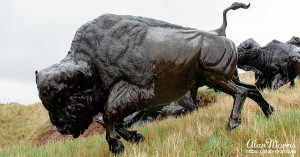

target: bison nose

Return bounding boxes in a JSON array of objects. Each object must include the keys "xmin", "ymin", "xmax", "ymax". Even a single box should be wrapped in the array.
[
  {"xmin": 72, "ymin": 132, "xmax": 80, "ymax": 138},
  {"xmin": 57, "ymin": 125, "xmax": 68, "ymax": 134}
]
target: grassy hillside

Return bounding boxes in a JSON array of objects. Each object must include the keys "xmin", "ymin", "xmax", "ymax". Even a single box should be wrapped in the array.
[
  {"xmin": 0, "ymin": 72, "xmax": 299, "ymax": 156},
  {"xmin": 0, "ymin": 103, "xmax": 49, "ymax": 148}
]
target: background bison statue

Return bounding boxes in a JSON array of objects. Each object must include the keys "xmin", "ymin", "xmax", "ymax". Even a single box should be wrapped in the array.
[
  {"xmin": 237, "ymin": 38, "xmax": 300, "ymax": 90},
  {"xmin": 36, "ymin": 2, "xmax": 274, "ymax": 154},
  {"xmin": 287, "ymin": 36, "xmax": 300, "ymax": 85}
]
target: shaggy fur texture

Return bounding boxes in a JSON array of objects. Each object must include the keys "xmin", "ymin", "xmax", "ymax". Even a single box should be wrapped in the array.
[
  {"xmin": 70, "ymin": 14, "xmax": 194, "ymax": 90},
  {"xmin": 237, "ymin": 38, "xmax": 300, "ymax": 90}
]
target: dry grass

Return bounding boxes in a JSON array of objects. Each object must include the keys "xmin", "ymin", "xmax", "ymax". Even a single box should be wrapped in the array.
[
  {"xmin": 0, "ymin": 103, "xmax": 49, "ymax": 149},
  {"xmin": 0, "ymin": 72, "xmax": 299, "ymax": 156}
]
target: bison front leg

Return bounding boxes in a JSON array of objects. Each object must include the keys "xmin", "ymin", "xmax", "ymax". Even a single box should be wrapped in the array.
[
  {"xmin": 99, "ymin": 116, "xmax": 145, "ymax": 144},
  {"xmin": 290, "ymin": 80, "xmax": 295, "ymax": 87},
  {"xmin": 98, "ymin": 110, "xmax": 145, "ymax": 144},
  {"xmin": 104, "ymin": 81, "xmax": 151, "ymax": 153},
  {"xmin": 270, "ymin": 73, "xmax": 286, "ymax": 90},
  {"xmin": 255, "ymin": 75, "xmax": 268, "ymax": 90},
  {"xmin": 103, "ymin": 114, "xmax": 124, "ymax": 154}
]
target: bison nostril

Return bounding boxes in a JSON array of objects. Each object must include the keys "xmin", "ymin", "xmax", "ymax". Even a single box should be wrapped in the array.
[
  {"xmin": 57, "ymin": 126, "xmax": 63, "ymax": 132},
  {"xmin": 57, "ymin": 125, "xmax": 68, "ymax": 134}
]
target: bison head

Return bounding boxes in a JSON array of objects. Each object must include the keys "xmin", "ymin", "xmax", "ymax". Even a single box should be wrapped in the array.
[
  {"xmin": 237, "ymin": 38, "xmax": 260, "ymax": 63},
  {"xmin": 287, "ymin": 36, "xmax": 300, "ymax": 47},
  {"xmin": 36, "ymin": 57, "xmax": 98, "ymax": 138}
]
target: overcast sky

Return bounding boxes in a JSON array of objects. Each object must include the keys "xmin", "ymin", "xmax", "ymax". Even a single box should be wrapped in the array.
[{"xmin": 0, "ymin": 0, "xmax": 299, "ymax": 104}]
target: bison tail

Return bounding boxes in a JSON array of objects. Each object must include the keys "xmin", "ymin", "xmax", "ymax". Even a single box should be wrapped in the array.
[{"xmin": 213, "ymin": 2, "xmax": 250, "ymax": 37}]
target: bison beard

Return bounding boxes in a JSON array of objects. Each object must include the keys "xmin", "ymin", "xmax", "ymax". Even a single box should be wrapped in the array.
[{"xmin": 36, "ymin": 2, "xmax": 274, "ymax": 154}]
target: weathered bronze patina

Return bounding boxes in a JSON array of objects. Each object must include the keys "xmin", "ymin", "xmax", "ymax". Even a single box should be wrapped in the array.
[
  {"xmin": 36, "ymin": 2, "xmax": 274, "ymax": 153},
  {"xmin": 237, "ymin": 38, "xmax": 300, "ymax": 90}
]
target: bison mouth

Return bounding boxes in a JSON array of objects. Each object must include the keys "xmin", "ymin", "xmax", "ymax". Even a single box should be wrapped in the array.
[
  {"xmin": 56, "ymin": 121, "xmax": 90, "ymax": 138},
  {"xmin": 55, "ymin": 114, "xmax": 93, "ymax": 138}
]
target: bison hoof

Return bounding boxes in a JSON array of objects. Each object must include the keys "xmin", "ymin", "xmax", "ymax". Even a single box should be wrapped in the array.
[
  {"xmin": 226, "ymin": 117, "xmax": 241, "ymax": 131},
  {"xmin": 265, "ymin": 105, "xmax": 275, "ymax": 118},
  {"xmin": 109, "ymin": 139, "xmax": 124, "ymax": 154},
  {"xmin": 130, "ymin": 131, "xmax": 144, "ymax": 144}
]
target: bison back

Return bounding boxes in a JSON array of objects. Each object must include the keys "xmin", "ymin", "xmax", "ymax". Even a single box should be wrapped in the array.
[{"xmin": 69, "ymin": 14, "xmax": 195, "ymax": 90}]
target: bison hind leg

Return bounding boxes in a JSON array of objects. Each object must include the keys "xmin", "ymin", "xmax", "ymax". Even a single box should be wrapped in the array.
[
  {"xmin": 205, "ymin": 76, "xmax": 248, "ymax": 130},
  {"xmin": 234, "ymin": 81, "xmax": 274, "ymax": 118},
  {"xmin": 290, "ymin": 79, "xmax": 295, "ymax": 87},
  {"xmin": 205, "ymin": 74, "xmax": 274, "ymax": 130}
]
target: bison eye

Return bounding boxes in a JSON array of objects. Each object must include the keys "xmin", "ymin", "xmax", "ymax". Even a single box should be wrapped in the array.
[{"xmin": 243, "ymin": 43, "xmax": 249, "ymax": 48}]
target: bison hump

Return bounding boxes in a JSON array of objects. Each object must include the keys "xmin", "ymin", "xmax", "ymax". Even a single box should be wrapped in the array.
[{"xmin": 70, "ymin": 14, "xmax": 195, "ymax": 89}]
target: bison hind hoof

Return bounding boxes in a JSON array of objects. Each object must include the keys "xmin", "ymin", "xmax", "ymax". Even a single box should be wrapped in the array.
[
  {"xmin": 226, "ymin": 124, "xmax": 237, "ymax": 130},
  {"xmin": 266, "ymin": 105, "xmax": 275, "ymax": 118},
  {"xmin": 226, "ymin": 118, "xmax": 241, "ymax": 131},
  {"xmin": 226, "ymin": 123, "xmax": 239, "ymax": 131}
]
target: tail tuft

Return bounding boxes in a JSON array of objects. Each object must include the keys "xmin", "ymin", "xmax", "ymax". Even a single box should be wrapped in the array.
[{"xmin": 230, "ymin": 2, "xmax": 250, "ymax": 10}]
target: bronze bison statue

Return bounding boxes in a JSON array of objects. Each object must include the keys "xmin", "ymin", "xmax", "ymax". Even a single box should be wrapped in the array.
[
  {"xmin": 237, "ymin": 38, "xmax": 300, "ymax": 90},
  {"xmin": 36, "ymin": 2, "xmax": 274, "ymax": 153}
]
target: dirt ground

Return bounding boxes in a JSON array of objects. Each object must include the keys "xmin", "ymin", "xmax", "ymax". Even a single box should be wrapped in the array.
[
  {"xmin": 38, "ymin": 113, "xmax": 105, "ymax": 145},
  {"xmin": 196, "ymin": 93, "xmax": 215, "ymax": 108}
]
